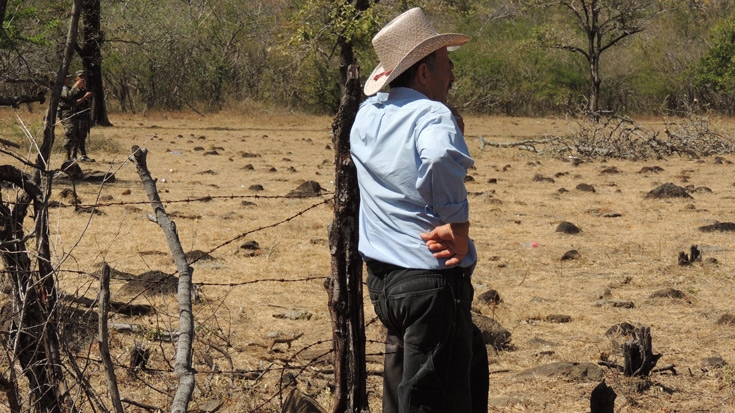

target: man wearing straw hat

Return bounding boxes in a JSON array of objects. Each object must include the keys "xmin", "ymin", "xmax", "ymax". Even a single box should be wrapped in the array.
[{"xmin": 351, "ymin": 7, "xmax": 488, "ymax": 413}]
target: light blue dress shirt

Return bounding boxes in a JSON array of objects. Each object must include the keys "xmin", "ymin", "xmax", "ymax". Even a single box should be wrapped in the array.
[{"xmin": 350, "ymin": 87, "xmax": 477, "ymax": 270}]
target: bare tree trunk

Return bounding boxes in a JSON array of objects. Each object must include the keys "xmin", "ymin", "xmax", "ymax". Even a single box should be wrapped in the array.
[
  {"xmin": 0, "ymin": 166, "xmax": 66, "ymax": 413},
  {"xmin": 81, "ymin": 0, "xmax": 112, "ymax": 126},
  {"xmin": 0, "ymin": 2, "xmax": 90, "ymax": 412},
  {"xmin": 0, "ymin": 0, "xmax": 7, "ymax": 27},
  {"xmin": 129, "ymin": 146, "xmax": 195, "ymax": 413},
  {"xmin": 326, "ymin": 62, "xmax": 368, "ymax": 413}
]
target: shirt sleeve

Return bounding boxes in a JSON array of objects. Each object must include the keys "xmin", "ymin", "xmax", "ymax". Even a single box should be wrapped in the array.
[{"xmin": 415, "ymin": 109, "xmax": 474, "ymax": 224}]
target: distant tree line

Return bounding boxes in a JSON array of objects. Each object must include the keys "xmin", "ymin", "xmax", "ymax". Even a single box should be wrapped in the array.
[{"xmin": 2, "ymin": 0, "xmax": 735, "ymax": 117}]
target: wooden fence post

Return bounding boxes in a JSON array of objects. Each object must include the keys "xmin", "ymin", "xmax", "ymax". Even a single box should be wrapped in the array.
[{"xmin": 326, "ymin": 63, "xmax": 369, "ymax": 413}]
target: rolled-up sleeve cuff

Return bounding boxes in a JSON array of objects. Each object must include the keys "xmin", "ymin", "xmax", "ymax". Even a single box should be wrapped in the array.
[{"xmin": 433, "ymin": 200, "xmax": 469, "ymax": 224}]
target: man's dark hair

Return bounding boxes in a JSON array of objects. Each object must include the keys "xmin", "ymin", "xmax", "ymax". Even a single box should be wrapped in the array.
[{"xmin": 389, "ymin": 51, "xmax": 437, "ymax": 89}]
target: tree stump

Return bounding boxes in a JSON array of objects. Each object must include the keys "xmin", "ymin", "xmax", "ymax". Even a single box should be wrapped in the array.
[
  {"xmin": 622, "ymin": 326, "xmax": 661, "ymax": 376},
  {"xmin": 590, "ymin": 380, "xmax": 616, "ymax": 413},
  {"xmin": 678, "ymin": 245, "xmax": 701, "ymax": 265},
  {"xmin": 128, "ymin": 343, "xmax": 150, "ymax": 375}
]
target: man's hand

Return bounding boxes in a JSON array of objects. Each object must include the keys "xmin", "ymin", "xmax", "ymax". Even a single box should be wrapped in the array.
[{"xmin": 419, "ymin": 222, "xmax": 470, "ymax": 267}]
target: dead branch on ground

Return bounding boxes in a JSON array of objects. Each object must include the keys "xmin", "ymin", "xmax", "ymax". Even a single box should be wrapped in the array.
[{"xmin": 479, "ymin": 111, "xmax": 735, "ymax": 160}]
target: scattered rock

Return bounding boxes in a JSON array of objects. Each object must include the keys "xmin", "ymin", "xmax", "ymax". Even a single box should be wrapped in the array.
[
  {"xmin": 185, "ymin": 249, "xmax": 217, "ymax": 263},
  {"xmin": 605, "ymin": 322, "xmax": 637, "ymax": 337},
  {"xmin": 600, "ymin": 166, "xmax": 621, "ymax": 174},
  {"xmin": 701, "ymin": 356, "xmax": 727, "ymax": 371},
  {"xmin": 60, "ymin": 160, "xmax": 83, "ymax": 180},
  {"xmin": 691, "ymin": 186, "xmax": 712, "ymax": 194},
  {"xmin": 576, "ymin": 183, "xmax": 596, "ymax": 193},
  {"xmin": 532, "ymin": 174, "xmax": 555, "ymax": 183},
  {"xmin": 638, "ymin": 166, "xmax": 664, "ymax": 174},
  {"xmin": 472, "ymin": 313, "xmax": 512, "ymax": 350},
  {"xmin": 286, "ymin": 181, "xmax": 323, "ymax": 198},
  {"xmin": 117, "ymin": 271, "xmax": 178, "ymax": 296},
  {"xmin": 545, "ymin": 314, "xmax": 572, "ymax": 323},
  {"xmin": 240, "ymin": 240, "xmax": 260, "ymax": 250},
  {"xmin": 648, "ymin": 288, "xmax": 686, "ymax": 299},
  {"xmin": 237, "ymin": 240, "xmax": 262, "ymax": 257},
  {"xmin": 561, "ymin": 250, "xmax": 580, "ymax": 261},
  {"xmin": 698, "ymin": 222, "xmax": 735, "ymax": 232},
  {"xmin": 527, "ymin": 337, "xmax": 556, "ymax": 348},
  {"xmin": 249, "ymin": 184, "xmax": 264, "ymax": 191},
  {"xmin": 556, "ymin": 221, "xmax": 581, "ymax": 234},
  {"xmin": 282, "ymin": 386, "xmax": 327, "ymax": 413},
  {"xmin": 83, "ymin": 171, "xmax": 116, "ymax": 183},
  {"xmin": 477, "ymin": 289, "xmax": 502, "ymax": 305},
  {"xmin": 645, "ymin": 183, "xmax": 692, "ymax": 199},
  {"xmin": 58, "ymin": 188, "xmax": 78, "ymax": 200},
  {"xmin": 273, "ymin": 309, "xmax": 312, "ymax": 320},
  {"xmin": 124, "ymin": 205, "xmax": 142, "ymax": 213},
  {"xmin": 168, "ymin": 211, "xmax": 202, "ymax": 220},
  {"xmin": 197, "ymin": 399, "xmax": 224, "ymax": 413},
  {"xmin": 717, "ymin": 314, "xmax": 735, "ymax": 325},
  {"xmin": 714, "ymin": 157, "xmax": 732, "ymax": 165},
  {"xmin": 516, "ymin": 362, "xmax": 604, "ymax": 382},
  {"xmin": 593, "ymin": 300, "xmax": 635, "ymax": 309}
]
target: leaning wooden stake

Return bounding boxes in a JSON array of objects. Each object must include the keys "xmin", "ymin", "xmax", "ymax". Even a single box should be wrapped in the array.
[
  {"xmin": 98, "ymin": 262, "xmax": 125, "ymax": 413},
  {"xmin": 130, "ymin": 146, "xmax": 195, "ymax": 413}
]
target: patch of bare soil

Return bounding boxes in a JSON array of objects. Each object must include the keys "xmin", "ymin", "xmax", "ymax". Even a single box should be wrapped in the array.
[{"xmin": 1, "ymin": 110, "xmax": 735, "ymax": 412}]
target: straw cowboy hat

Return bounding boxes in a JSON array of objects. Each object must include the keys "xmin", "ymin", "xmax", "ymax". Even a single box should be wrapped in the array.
[{"xmin": 364, "ymin": 7, "xmax": 471, "ymax": 96}]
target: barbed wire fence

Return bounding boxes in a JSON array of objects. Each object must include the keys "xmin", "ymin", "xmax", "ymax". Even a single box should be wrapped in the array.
[{"xmin": 0, "ymin": 140, "xmax": 379, "ymax": 412}]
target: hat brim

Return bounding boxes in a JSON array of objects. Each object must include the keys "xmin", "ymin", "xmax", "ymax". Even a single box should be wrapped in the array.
[{"xmin": 364, "ymin": 33, "xmax": 470, "ymax": 96}]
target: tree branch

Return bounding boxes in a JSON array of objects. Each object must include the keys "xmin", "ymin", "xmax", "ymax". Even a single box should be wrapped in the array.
[{"xmin": 129, "ymin": 146, "xmax": 195, "ymax": 413}]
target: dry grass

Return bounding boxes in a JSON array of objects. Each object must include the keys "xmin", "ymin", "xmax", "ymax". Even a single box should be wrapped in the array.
[{"xmin": 1, "ymin": 108, "xmax": 735, "ymax": 412}]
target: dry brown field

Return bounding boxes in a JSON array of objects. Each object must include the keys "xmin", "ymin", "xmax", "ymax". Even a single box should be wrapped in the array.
[{"xmin": 1, "ymin": 108, "xmax": 735, "ymax": 412}]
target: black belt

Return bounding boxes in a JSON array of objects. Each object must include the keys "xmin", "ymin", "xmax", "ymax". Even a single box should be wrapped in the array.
[{"xmin": 366, "ymin": 261, "xmax": 469, "ymax": 278}]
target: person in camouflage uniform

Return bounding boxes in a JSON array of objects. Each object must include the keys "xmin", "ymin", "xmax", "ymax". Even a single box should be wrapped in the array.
[{"xmin": 59, "ymin": 70, "xmax": 94, "ymax": 162}]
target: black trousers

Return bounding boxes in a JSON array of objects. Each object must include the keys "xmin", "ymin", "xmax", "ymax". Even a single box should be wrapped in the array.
[{"xmin": 367, "ymin": 262, "xmax": 489, "ymax": 413}]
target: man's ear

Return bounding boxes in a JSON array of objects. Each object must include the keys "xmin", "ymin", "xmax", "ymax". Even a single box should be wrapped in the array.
[{"xmin": 416, "ymin": 62, "xmax": 431, "ymax": 87}]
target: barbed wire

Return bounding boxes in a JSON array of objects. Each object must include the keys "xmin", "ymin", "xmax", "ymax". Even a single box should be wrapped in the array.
[{"xmin": 3, "ymin": 191, "xmax": 335, "ymax": 209}]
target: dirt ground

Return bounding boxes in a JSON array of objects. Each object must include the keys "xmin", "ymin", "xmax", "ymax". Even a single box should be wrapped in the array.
[{"xmin": 1, "ymin": 108, "xmax": 735, "ymax": 412}]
